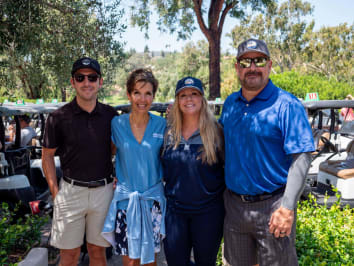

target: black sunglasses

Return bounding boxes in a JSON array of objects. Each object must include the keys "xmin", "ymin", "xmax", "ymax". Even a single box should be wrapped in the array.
[
  {"xmin": 73, "ymin": 74, "xmax": 100, "ymax": 83},
  {"xmin": 238, "ymin": 57, "xmax": 268, "ymax": 68}
]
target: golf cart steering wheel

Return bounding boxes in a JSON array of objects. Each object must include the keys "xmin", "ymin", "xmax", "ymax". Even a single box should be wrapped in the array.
[{"xmin": 320, "ymin": 136, "xmax": 338, "ymax": 153}]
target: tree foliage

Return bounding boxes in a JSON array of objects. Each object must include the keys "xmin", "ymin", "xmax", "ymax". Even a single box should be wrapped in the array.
[
  {"xmin": 270, "ymin": 70, "xmax": 353, "ymax": 100},
  {"xmin": 113, "ymin": 41, "xmax": 210, "ymax": 102},
  {"xmin": 0, "ymin": 0, "xmax": 126, "ymax": 100},
  {"xmin": 128, "ymin": 0, "xmax": 274, "ymax": 99},
  {"xmin": 302, "ymin": 23, "xmax": 354, "ymax": 84},
  {"xmin": 228, "ymin": 0, "xmax": 353, "ymax": 87},
  {"xmin": 229, "ymin": 0, "xmax": 314, "ymax": 72}
]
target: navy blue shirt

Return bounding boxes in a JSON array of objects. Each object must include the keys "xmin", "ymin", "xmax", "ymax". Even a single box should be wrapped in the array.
[
  {"xmin": 161, "ymin": 130, "xmax": 225, "ymax": 213},
  {"xmin": 219, "ymin": 79, "xmax": 315, "ymax": 195}
]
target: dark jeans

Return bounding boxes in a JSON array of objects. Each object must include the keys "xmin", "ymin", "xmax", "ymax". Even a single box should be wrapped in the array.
[{"xmin": 164, "ymin": 203, "xmax": 224, "ymax": 266}]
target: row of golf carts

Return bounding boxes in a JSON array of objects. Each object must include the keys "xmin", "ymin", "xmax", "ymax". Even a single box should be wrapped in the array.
[{"xmin": 0, "ymin": 100, "xmax": 353, "ymax": 216}]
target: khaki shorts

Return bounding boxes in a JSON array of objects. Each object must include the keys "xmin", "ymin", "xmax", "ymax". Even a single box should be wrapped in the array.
[{"xmin": 50, "ymin": 179, "xmax": 114, "ymax": 249}]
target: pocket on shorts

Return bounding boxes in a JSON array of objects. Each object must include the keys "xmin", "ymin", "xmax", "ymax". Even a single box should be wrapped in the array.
[{"xmin": 53, "ymin": 180, "xmax": 63, "ymax": 204}]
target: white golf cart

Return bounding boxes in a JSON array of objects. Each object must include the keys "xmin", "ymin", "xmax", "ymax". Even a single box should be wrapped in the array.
[
  {"xmin": 0, "ymin": 102, "xmax": 64, "ymax": 214},
  {"xmin": 302, "ymin": 100, "xmax": 354, "ymax": 207}
]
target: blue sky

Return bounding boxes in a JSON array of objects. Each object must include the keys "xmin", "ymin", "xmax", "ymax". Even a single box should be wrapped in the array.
[{"xmin": 119, "ymin": 0, "xmax": 354, "ymax": 53}]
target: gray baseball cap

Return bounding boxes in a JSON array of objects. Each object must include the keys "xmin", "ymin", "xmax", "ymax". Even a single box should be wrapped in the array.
[{"xmin": 237, "ymin": 38, "xmax": 270, "ymax": 59}]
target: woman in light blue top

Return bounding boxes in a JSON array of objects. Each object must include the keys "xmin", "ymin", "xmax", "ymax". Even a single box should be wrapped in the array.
[{"xmin": 102, "ymin": 69, "xmax": 166, "ymax": 266}]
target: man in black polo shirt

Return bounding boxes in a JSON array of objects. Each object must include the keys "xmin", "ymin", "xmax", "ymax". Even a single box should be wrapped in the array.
[{"xmin": 42, "ymin": 57, "xmax": 116, "ymax": 266}]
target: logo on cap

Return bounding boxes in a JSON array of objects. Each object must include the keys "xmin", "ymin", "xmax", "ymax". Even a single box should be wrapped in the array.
[
  {"xmin": 185, "ymin": 78, "xmax": 194, "ymax": 85},
  {"xmin": 82, "ymin": 59, "xmax": 91, "ymax": 65},
  {"xmin": 246, "ymin": 40, "xmax": 257, "ymax": 49}
]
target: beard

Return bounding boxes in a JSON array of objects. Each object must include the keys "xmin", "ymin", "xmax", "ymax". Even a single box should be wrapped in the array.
[{"xmin": 239, "ymin": 70, "xmax": 268, "ymax": 91}]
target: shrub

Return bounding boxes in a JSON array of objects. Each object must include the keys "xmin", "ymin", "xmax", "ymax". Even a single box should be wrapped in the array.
[
  {"xmin": 271, "ymin": 71, "xmax": 353, "ymax": 100},
  {"xmin": 0, "ymin": 202, "xmax": 48, "ymax": 265},
  {"xmin": 296, "ymin": 194, "xmax": 354, "ymax": 265},
  {"xmin": 216, "ymin": 194, "xmax": 354, "ymax": 265}
]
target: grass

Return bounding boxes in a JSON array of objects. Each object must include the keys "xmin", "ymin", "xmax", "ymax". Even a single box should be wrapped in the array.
[{"xmin": 104, "ymin": 94, "xmax": 128, "ymax": 106}]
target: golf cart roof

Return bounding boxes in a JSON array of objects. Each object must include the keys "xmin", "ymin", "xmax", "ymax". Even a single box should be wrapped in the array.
[
  {"xmin": 114, "ymin": 101, "xmax": 224, "ymax": 115},
  {"xmin": 0, "ymin": 103, "xmax": 66, "ymax": 116},
  {"xmin": 303, "ymin": 100, "xmax": 354, "ymax": 111}
]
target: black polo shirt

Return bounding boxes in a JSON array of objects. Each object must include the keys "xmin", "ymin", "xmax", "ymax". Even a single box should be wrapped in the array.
[{"xmin": 43, "ymin": 98, "xmax": 117, "ymax": 182}]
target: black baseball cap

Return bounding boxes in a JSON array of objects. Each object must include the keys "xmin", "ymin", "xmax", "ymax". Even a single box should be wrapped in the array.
[
  {"xmin": 175, "ymin": 77, "xmax": 204, "ymax": 96},
  {"xmin": 71, "ymin": 57, "xmax": 101, "ymax": 76},
  {"xmin": 237, "ymin": 38, "xmax": 270, "ymax": 59}
]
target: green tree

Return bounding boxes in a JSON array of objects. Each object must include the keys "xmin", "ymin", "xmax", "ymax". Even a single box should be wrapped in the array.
[
  {"xmin": 0, "ymin": 0, "xmax": 126, "ymax": 100},
  {"xmin": 129, "ymin": 0, "xmax": 274, "ymax": 99},
  {"xmin": 177, "ymin": 41, "xmax": 209, "ymax": 88},
  {"xmin": 229, "ymin": 0, "xmax": 314, "ymax": 72},
  {"xmin": 302, "ymin": 23, "xmax": 354, "ymax": 85}
]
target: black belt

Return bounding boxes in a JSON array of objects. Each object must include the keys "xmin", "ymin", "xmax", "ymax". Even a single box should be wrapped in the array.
[
  {"xmin": 63, "ymin": 176, "xmax": 113, "ymax": 188},
  {"xmin": 231, "ymin": 186, "xmax": 286, "ymax": 203}
]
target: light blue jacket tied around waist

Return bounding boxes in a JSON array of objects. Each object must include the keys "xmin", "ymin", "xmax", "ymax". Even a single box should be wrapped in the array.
[{"xmin": 101, "ymin": 182, "xmax": 166, "ymax": 264}]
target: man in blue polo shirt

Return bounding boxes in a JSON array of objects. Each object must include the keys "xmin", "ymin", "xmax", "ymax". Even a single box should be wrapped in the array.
[{"xmin": 219, "ymin": 39, "xmax": 315, "ymax": 265}]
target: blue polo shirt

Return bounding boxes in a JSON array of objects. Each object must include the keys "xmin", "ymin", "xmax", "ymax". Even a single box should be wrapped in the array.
[
  {"xmin": 111, "ymin": 113, "xmax": 166, "ymax": 209},
  {"xmin": 219, "ymin": 79, "xmax": 314, "ymax": 195}
]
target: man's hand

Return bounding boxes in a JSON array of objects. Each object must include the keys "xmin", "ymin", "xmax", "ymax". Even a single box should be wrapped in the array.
[
  {"xmin": 269, "ymin": 206, "xmax": 294, "ymax": 238},
  {"xmin": 42, "ymin": 147, "xmax": 59, "ymax": 201},
  {"xmin": 51, "ymin": 186, "xmax": 59, "ymax": 200},
  {"xmin": 113, "ymin": 177, "xmax": 118, "ymax": 190}
]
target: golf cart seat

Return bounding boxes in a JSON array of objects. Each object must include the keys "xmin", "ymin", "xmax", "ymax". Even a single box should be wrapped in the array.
[
  {"xmin": 317, "ymin": 140, "xmax": 354, "ymax": 200},
  {"xmin": 319, "ymin": 159, "xmax": 354, "ymax": 179}
]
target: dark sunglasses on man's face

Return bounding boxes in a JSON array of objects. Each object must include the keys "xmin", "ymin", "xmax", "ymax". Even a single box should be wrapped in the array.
[
  {"xmin": 238, "ymin": 57, "xmax": 268, "ymax": 68},
  {"xmin": 73, "ymin": 74, "xmax": 100, "ymax": 83}
]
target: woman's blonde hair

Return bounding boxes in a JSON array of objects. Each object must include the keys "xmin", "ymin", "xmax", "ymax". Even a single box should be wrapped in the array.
[{"xmin": 165, "ymin": 95, "xmax": 224, "ymax": 165}]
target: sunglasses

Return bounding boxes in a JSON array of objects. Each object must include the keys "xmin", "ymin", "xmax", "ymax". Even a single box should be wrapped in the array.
[
  {"xmin": 238, "ymin": 57, "xmax": 268, "ymax": 68},
  {"xmin": 73, "ymin": 74, "xmax": 100, "ymax": 83}
]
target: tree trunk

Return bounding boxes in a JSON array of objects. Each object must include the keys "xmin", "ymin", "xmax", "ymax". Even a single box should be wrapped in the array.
[{"xmin": 208, "ymin": 36, "xmax": 221, "ymax": 100}]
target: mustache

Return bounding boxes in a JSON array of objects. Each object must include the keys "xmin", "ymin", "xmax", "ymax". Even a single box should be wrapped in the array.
[{"xmin": 245, "ymin": 71, "xmax": 262, "ymax": 77}]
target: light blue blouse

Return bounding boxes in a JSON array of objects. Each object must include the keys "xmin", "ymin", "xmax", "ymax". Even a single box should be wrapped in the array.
[
  {"xmin": 101, "ymin": 112, "xmax": 166, "ymax": 264},
  {"xmin": 111, "ymin": 112, "xmax": 166, "ymax": 210}
]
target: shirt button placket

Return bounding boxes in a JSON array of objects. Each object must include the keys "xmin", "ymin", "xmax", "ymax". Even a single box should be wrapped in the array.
[{"xmin": 244, "ymin": 103, "xmax": 249, "ymax": 116}]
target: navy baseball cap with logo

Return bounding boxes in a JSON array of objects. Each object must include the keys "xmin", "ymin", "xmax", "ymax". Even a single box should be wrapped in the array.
[
  {"xmin": 237, "ymin": 38, "xmax": 270, "ymax": 59},
  {"xmin": 71, "ymin": 57, "xmax": 101, "ymax": 76},
  {"xmin": 175, "ymin": 76, "xmax": 204, "ymax": 96}
]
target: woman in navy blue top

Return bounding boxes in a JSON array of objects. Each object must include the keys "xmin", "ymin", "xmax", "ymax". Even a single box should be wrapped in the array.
[{"xmin": 161, "ymin": 77, "xmax": 225, "ymax": 266}]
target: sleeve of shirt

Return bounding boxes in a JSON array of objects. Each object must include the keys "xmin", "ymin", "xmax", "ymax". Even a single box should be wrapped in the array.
[
  {"xmin": 111, "ymin": 116, "xmax": 119, "ymax": 148},
  {"xmin": 43, "ymin": 113, "xmax": 60, "ymax": 149},
  {"xmin": 110, "ymin": 106, "xmax": 118, "ymax": 118},
  {"xmin": 280, "ymin": 100, "xmax": 315, "ymax": 155},
  {"xmin": 20, "ymin": 128, "xmax": 33, "ymax": 146}
]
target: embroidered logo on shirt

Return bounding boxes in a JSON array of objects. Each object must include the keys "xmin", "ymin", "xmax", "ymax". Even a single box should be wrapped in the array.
[
  {"xmin": 152, "ymin": 133, "xmax": 163, "ymax": 139},
  {"xmin": 184, "ymin": 144, "xmax": 190, "ymax": 150}
]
